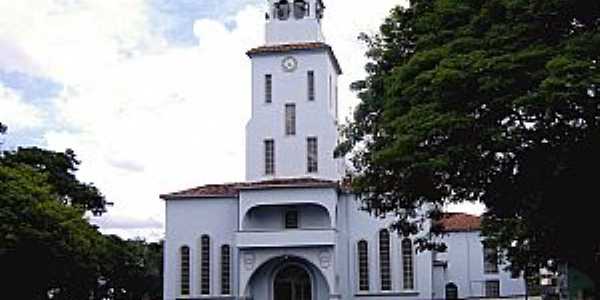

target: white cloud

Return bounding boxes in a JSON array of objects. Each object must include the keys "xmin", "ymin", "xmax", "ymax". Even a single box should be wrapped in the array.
[
  {"xmin": 3, "ymin": 0, "xmax": 484, "ymax": 240},
  {"xmin": 0, "ymin": 84, "xmax": 45, "ymax": 130},
  {"xmin": 39, "ymin": 5, "xmax": 264, "ymax": 238},
  {"xmin": 91, "ymin": 213, "xmax": 162, "ymax": 230}
]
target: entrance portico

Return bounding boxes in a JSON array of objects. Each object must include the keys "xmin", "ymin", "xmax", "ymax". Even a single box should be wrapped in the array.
[{"xmin": 242, "ymin": 253, "xmax": 334, "ymax": 300}]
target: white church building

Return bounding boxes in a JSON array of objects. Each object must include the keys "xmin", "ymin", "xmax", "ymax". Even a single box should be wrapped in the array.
[{"xmin": 161, "ymin": 1, "xmax": 529, "ymax": 300}]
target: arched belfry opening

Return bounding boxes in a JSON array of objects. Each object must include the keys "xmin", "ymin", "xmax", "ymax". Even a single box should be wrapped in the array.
[
  {"xmin": 268, "ymin": 0, "xmax": 324, "ymax": 21},
  {"xmin": 274, "ymin": 0, "xmax": 291, "ymax": 20},
  {"xmin": 274, "ymin": 264, "xmax": 312, "ymax": 300}
]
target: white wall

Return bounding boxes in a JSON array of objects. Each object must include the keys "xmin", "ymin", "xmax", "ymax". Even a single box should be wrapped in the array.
[
  {"xmin": 337, "ymin": 193, "xmax": 434, "ymax": 300},
  {"xmin": 246, "ymin": 51, "xmax": 341, "ymax": 181},
  {"xmin": 164, "ymin": 198, "xmax": 239, "ymax": 300},
  {"xmin": 435, "ymin": 231, "xmax": 527, "ymax": 299}
]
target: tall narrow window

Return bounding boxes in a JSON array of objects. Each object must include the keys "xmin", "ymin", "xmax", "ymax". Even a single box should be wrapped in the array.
[
  {"xmin": 221, "ymin": 245, "xmax": 231, "ymax": 295},
  {"xmin": 285, "ymin": 209, "xmax": 299, "ymax": 229},
  {"xmin": 379, "ymin": 230, "xmax": 391, "ymax": 291},
  {"xmin": 201, "ymin": 235, "xmax": 210, "ymax": 295},
  {"xmin": 180, "ymin": 246, "xmax": 190, "ymax": 296},
  {"xmin": 485, "ymin": 280, "xmax": 500, "ymax": 297},
  {"xmin": 307, "ymin": 137, "xmax": 318, "ymax": 173},
  {"xmin": 285, "ymin": 104, "xmax": 296, "ymax": 135},
  {"xmin": 264, "ymin": 139, "xmax": 275, "ymax": 175},
  {"xmin": 358, "ymin": 240, "xmax": 369, "ymax": 291},
  {"xmin": 402, "ymin": 238, "xmax": 415, "ymax": 290},
  {"xmin": 307, "ymin": 71, "xmax": 315, "ymax": 101},
  {"xmin": 265, "ymin": 74, "xmax": 272, "ymax": 103},
  {"xmin": 484, "ymin": 243, "xmax": 499, "ymax": 274}
]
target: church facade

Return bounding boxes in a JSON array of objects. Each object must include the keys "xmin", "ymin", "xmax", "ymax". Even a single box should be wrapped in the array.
[{"xmin": 161, "ymin": 1, "xmax": 528, "ymax": 300}]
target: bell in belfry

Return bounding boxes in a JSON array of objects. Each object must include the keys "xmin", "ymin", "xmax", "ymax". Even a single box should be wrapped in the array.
[
  {"xmin": 293, "ymin": 0, "xmax": 308, "ymax": 19},
  {"xmin": 275, "ymin": 0, "xmax": 290, "ymax": 20}
]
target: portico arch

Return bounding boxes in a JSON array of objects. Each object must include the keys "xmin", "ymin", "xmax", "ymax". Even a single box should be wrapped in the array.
[{"xmin": 243, "ymin": 255, "xmax": 331, "ymax": 300}]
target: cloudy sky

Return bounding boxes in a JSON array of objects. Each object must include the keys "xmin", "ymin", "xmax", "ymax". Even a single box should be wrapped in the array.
[{"xmin": 0, "ymin": 0, "xmax": 483, "ymax": 241}]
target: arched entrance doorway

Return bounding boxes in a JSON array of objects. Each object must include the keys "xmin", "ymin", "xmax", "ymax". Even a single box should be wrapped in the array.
[
  {"xmin": 445, "ymin": 282, "xmax": 458, "ymax": 299},
  {"xmin": 273, "ymin": 264, "xmax": 312, "ymax": 300}
]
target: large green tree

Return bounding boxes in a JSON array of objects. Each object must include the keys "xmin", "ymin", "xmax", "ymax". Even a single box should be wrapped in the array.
[
  {"xmin": 0, "ymin": 123, "xmax": 162, "ymax": 299},
  {"xmin": 0, "ymin": 164, "xmax": 105, "ymax": 299},
  {"xmin": 341, "ymin": 0, "xmax": 600, "ymax": 290}
]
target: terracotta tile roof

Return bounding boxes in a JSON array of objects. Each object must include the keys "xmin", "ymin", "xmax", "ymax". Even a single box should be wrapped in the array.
[
  {"xmin": 247, "ymin": 42, "xmax": 329, "ymax": 55},
  {"xmin": 161, "ymin": 178, "xmax": 338, "ymax": 200},
  {"xmin": 437, "ymin": 213, "xmax": 482, "ymax": 232},
  {"xmin": 246, "ymin": 42, "xmax": 342, "ymax": 74}
]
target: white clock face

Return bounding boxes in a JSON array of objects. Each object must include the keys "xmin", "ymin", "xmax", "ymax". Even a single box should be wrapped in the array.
[{"xmin": 282, "ymin": 56, "xmax": 298, "ymax": 72}]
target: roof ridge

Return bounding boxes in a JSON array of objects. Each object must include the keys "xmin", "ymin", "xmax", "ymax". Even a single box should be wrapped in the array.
[{"xmin": 161, "ymin": 177, "xmax": 340, "ymax": 200}]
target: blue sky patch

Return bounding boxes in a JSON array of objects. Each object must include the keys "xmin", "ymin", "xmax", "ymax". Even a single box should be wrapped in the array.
[
  {"xmin": 149, "ymin": 0, "xmax": 262, "ymax": 46},
  {"xmin": 0, "ymin": 70, "xmax": 62, "ymax": 102}
]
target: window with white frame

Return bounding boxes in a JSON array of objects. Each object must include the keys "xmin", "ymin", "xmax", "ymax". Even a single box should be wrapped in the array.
[
  {"xmin": 264, "ymin": 139, "xmax": 275, "ymax": 175},
  {"xmin": 402, "ymin": 238, "xmax": 415, "ymax": 290},
  {"xmin": 285, "ymin": 103, "xmax": 296, "ymax": 135},
  {"xmin": 265, "ymin": 74, "xmax": 272, "ymax": 103},
  {"xmin": 201, "ymin": 235, "xmax": 210, "ymax": 295},
  {"xmin": 357, "ymin": 240, "xmax": 369, "ymax": 291},
  {"xmin": 221, "ymin": 245, "xmax": 231, "ymax": 295},
  {"xmin": 180, "ymin": 246, "xmax": 190, "ymax": 296},
  {"xmin": 485, "ymin": 280, "xmax": 500, "ymax": 298},
  {"xmin": 446, "ymin": 282, "xmax": 459, "ymax": 299},
  {"xmin": 285, "ymin": 209, "xmax": 299, "ymax": 229},
  {"xmin": 379, "ymin": 229, "xmax": 392, "ymax": 291},
  {"xmin": 307, "ymin": 137, "xmax": 318, "ymax": 173},
  {"xmin": 308, "ymin": 71, "xmax": 315, "ymax": 101}
]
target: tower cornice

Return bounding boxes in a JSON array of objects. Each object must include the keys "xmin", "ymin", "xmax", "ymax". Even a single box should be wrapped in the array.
[{"xmin": 246, "ymin": 42, "xmax": 342, "ymax": 75}]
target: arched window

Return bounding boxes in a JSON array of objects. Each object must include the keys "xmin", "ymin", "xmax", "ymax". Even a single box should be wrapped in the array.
[
  {"xmin": 357, "ymin": 240, "xmax": 369, "ymax": 291},
  {"xmin": 402, "ymin": 238, "xmax": 415, "ymax": 290},
  {"xmin": 180, "ymin": 246, "xmax": 190, "ymax": 295},
  {"xmin": 293, "ymin": 0, "xmax": 309, "ymax": 19},
  {"xmin": 379, "ymin": 229, "xmax": 391, "ymax": 291},
  {"xmin": 221, "ymin": 245, "xmax": 231, "ymax": 295},
  {"xmin": 201, "ymin": 235, "xmax": 210, "ymax": 295},
  {"xmin": 275, "ymin": 0, "xmax": 291, "ymax": 20},
  {"xmin": 445, "ymin": 282, "xmax": 458, "ymax": 299}
]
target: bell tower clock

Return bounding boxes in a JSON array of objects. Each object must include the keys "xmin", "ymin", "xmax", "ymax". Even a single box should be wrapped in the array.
[{"xmin": 245, "ymin": 0, "xmax": 343, "ymax": 182}]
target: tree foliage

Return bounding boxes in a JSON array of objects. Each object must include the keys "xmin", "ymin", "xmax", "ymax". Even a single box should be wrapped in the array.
[
  {"xmin": 1, "ymin": 147, "xmax": 110, "ymax": 215},
  {"xmin": 96, "ymin": 236, "xmax": 163, "ymax": 300},
  {"xmin": 341, "ymin": 0, "xmax": 600, "ymax": 286},
  {"xmin": 0, "ymin": 125, "xmax": 163, "ymax": 299},
  {"xmin": 0, "ymin": 164, "xmax": 105, "ymax": 299},
  {"xmin": 0, "ymin": 163, "xmax": 163, "ymax": 300}
]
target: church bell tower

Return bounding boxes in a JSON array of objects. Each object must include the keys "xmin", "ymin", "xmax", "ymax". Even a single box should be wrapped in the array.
[{"xmin": 245, "ymin": 0, "xmax": 343, "ymax": 182}]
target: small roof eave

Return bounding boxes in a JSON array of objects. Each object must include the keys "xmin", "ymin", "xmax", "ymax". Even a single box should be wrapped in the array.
[{"xmin": 246, "ymin": 42, "xmax": 343, "ymax": 75}]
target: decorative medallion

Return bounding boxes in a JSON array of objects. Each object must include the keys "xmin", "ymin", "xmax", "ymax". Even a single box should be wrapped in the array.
[
  {"xmin": 318, "ymin": 250, "xmax": 331, "ymax": 269},
  {"xmin": 243, "ymin": 253, "xmax": 256, "ymax": 271}
]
